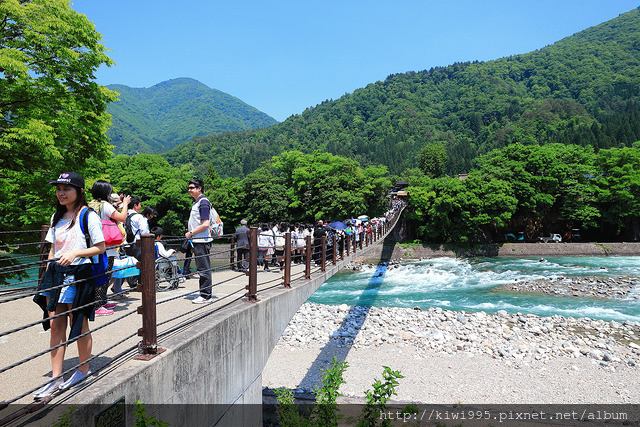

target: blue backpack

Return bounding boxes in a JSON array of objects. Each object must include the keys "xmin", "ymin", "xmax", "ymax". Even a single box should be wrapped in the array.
[{"xmin": 79, "ymin": 207, "xmax": 109, "ymax": 287}]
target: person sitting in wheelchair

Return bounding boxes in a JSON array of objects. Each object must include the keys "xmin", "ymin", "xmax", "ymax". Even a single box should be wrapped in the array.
[{"xmin": 151, "ymin": 227, "xmax": 182, "ymax": 290}]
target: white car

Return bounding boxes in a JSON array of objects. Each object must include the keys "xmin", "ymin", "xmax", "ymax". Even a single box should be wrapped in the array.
[{"xmin": 539, "ymin": 234, "xmax": 562, "ymax": 243}]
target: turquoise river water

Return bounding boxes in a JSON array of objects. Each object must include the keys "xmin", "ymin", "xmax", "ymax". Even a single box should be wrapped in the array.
[{"xmin": 308, "ymin": 256, "xmax": 640, "ymax": 323}]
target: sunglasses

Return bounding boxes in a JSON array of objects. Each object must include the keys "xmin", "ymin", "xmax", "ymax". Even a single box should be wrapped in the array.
[{"xmin": 187, "ymin": 186, "xmax": 197, "ymax": 190}]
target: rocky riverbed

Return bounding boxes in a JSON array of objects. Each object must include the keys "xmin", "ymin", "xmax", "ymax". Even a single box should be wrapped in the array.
[
  {"xmin": 501, "ymin": 275, "xmax": 640, "ymax": 299},
  {"xmin": 276, "ymin": 302, "xmax": 640, "ymax": 370}
]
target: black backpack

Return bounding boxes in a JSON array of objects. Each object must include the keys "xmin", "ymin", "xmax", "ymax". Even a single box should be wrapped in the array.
[{"xmin": 124, "ymin": 212, "xmax": 137, "ymax": 243}]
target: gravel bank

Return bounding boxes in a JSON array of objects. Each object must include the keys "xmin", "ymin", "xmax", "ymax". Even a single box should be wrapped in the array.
[
  {"xmin": 263, "ymin": 302, "xmax": 640, "ymax": 404},
  {"xmin": 501, "ymin": 276, "xmax": 640, "ymax": 299}
]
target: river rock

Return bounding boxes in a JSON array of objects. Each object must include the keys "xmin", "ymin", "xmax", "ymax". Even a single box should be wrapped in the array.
[{"xmin": 274, "ymin": 302, "xmax": 639, "ymax": 369}]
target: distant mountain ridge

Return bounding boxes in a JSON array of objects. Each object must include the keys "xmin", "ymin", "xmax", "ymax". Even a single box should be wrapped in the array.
[
  {"xmin": 106, "ymin": 77, "xmax": 278, "ymax": 154},
  {"xmin": 163, "ymin": 9, "xmax": 640, "ymax": 178}
]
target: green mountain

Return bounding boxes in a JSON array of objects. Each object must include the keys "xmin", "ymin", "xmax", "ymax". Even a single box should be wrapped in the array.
[
  {"xmin": 106, "ymin": 77, "xmax": 278, "ymax": 154},
  {"xmin": 164, "ymin": 9, "xmax": 639, "ymax": 179}
]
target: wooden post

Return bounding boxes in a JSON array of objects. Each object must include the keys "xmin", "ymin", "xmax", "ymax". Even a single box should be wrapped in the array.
[
  {"xmin": 345, "ymin": 233, "xmax": 350, "ymax": 257},
  {"xmin": 332, "ymin": 234, "xmax": 337, "ymax": 265},
  {"xmin": 305, "ymin": 235, "xmax": 311, "ymax": 279},
  {"xmin": 245, "ymin": 227, "xmax": 259, "ymax": 302},
  {"xmin": 230, "ymin": 235, "xmax": 235, "ymax": 270},
  {"xmin": 321, "ymin": 236, "xmax": 326, "ymax": 272},
  {"xmin": 135, "ymin": 233, "xmax": 165, "ymax": 360},
  {"xmin": 283, "ymin": 231, "xmax": 291, "ymax": 289}
]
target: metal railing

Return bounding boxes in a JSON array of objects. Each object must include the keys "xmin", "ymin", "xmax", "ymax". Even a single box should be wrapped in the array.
[{"xmin": 0, "ymin": 204, "xmax": 405, "ymax": 424}]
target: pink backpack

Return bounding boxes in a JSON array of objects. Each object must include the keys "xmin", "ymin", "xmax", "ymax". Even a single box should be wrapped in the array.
[{"xmin": 89, "ymin": 200, "xmax": 125, "ymax": 247}]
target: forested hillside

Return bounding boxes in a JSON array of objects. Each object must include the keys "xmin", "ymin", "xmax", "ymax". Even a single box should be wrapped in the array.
[
  {"xmin": 106, "ymin": 77, "xmax": 278, "ymax": 154},
  {"xmin": 164, "ymin": 9, "xmax": 639, "ymax": 178}
]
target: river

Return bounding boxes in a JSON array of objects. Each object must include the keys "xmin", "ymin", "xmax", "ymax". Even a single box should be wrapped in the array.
[{"xmin": 308, "ymin": 256, "xmax": 640, "ymax": 323}]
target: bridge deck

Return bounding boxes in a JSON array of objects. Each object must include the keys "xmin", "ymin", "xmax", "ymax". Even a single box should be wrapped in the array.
[
  {"xmin": 1, "ymin": 263, "xmax": 314, "ymax": 405},
  {"xmin": 0, "ymin": 206, "xmax": 404, "ymax": 426}
]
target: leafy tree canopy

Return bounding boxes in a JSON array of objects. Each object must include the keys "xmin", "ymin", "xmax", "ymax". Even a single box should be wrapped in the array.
[
  {"xmin": 0, "ymin": 0, "xmax": 116, "ymax": 235},
  {"xmin": 104, "ymin": 154, "xmax": 194, "ymax": 235},
  {"xmin": 406, "ymin": 143, "xmax": 640, "ymax": 243}
]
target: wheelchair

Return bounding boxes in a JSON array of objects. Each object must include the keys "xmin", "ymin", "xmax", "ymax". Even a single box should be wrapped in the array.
[{"xmin": 155, "ymin": 256, "xmax": 180, "ymax": 291}]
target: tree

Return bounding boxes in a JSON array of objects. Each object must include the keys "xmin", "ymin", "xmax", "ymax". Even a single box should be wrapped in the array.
[
  {"xmin": 475, "ymin": 143, "xmax": 598, "ymax": 236},
  {"xmin": 0, "ymin": 0, "xmax": 117, "ymax": 231},
  {"xmin": 239, "ymin": 165, "xmax": 290, "ymax": 224},
  {"xmin": 270, "ymin": 151, "xmax": 391, "ymax": 222},
  {"xmin": 106, "ymin": 154, "xmax": 194, "ymax": 236},
  {"xmin": 418, "ymin": 143, "xmax": 447, "ymax": 178},
  {"xmin": 593, "ymin": 147, "xmax": 640, "ymax": 239}
]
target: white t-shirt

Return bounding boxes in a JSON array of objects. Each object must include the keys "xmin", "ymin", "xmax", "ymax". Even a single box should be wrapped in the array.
[
  {"xmin": 155, "ymin": 241, "xmax": 175, "ymax": 258},
  {"xmin": 274, "ymin": 230, "xmax": 285, "ymax": 250},
  {"xmin": 294, "ymin": 229, "xmax": 305, "ymax": 248},
  {"xmin": 257, "ymin": 232, "xmax": 273, "ymax": 250},
  {"xmin": 46, "ymin": 209, "xmax": 105, "ymax": 265},
  {"xmin": 129, "ymin": 212, "xmax": 148, "ymax": 242}
]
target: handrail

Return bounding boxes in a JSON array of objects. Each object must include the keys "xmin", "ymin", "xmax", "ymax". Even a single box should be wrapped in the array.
[{"xmin": 0, "ymin": 202, "xmax": 406, "ymax": 421}]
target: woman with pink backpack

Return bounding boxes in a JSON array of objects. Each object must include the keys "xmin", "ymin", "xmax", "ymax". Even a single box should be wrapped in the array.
[{"xmin": 89, "ymin": 180, "xmax": 130, "ymax": 315}]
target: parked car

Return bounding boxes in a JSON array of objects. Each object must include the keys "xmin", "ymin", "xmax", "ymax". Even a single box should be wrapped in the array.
[
  {"xmin": 505, "ymin": 232, "xmax": 525, "ymax": 242},
  {"xmin": 539, "ymin": 233, "xmax": 562, "ymax": 243},
  {"xmin": 563, "ymin": 229, "xmax": 581, "ymax": 242}
]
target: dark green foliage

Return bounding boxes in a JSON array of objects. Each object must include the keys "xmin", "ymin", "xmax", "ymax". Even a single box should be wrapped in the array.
[
  {"xmin": 164, "ymin": 9, "xmax": 640, "ymax": 180},
  {"xmin": 275, "ymin": 359, "xmax": 404, "ymax": 427},
  {"xmin": 0, "ymin": 0, "xmax": 116, "ymax": 238},
  {"xmin": 133, "ymin": 400, "xmax": 170, "ymax": 427},
  {"xmin": 592, "ymin": 146, "xmax": 640, "ymax": 237},
  {"xmin": 101, "ymin": 151, "xmax": 390, "ymax": 238},
  {"xmin": 274, "ymin": 358, "xmax": 347, "ymax": 427},
  {"xmin": 206, "ymin": 151, "xmax": 392, "ymax": 227},
  {"xmin": 419, "ymin": 143, "xmax": 448, "ymax": 178},
  {"xmin": 52, "ymin": 406, "xmax": 76, "ymax": 427},
  {"xmin": 406, "ymin": 144, "xmax": 640, "ymax": 243},
  {"xmin": 312, "ymin": 358, "xmax": 348, "ymax": 427},
  {"xmin": 104, "ymin": 154, "xmax": 194, "ymax": 236},
  {"xmin": 107, "ymin": 78, "xmax": 278, "ymax": 155}
]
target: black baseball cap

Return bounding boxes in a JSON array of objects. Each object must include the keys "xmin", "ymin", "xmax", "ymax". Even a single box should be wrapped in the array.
[{"xmin": 48, "ymin": 172, "xmax": 85, "ymax": 189}]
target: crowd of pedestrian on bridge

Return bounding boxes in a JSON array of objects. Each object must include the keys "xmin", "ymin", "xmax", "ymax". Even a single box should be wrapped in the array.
[{"xmin": 31, "ymin": 171, "xmax": 403, "ymax": 399}]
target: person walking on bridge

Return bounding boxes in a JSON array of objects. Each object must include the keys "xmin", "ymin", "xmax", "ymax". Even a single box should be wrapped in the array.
[
  {"xmin": 33, "ymin": 172, "xmax": 106, "ymax": 398},
  {"xmin": 186, "ymin": 178, "xmax": 214, "ymax": 303},
  {"xmin": 234, "ymin": 219, "xmax": 250, "ymax": 272}
]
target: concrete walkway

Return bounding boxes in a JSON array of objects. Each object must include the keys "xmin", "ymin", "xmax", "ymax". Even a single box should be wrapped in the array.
[{"xmin": 0, "ymin": 262, "xmax": 315, "ymax": 406}]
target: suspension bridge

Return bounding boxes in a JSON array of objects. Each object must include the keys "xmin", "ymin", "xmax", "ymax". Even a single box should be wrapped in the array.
[{"xmin": 0, "ymin": 205, "xmax": 405, "ymax": 426}]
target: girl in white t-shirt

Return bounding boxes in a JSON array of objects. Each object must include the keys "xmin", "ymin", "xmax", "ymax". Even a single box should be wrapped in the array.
[
  {"xmin": 257, "ymin": 223, "xmax": 274, "ymax": 271},
  {"xmin": 89, "ymin": 180, "xmax": 130, "ymax": 314},
  {"xmin": 33, "ymin": 172, "xmax": 106, "ymax": 399}
]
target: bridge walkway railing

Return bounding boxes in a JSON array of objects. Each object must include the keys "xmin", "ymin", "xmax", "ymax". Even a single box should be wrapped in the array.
[{"xmin": 0, "ymin": 203, "xmax": 405, "ymax": 424}]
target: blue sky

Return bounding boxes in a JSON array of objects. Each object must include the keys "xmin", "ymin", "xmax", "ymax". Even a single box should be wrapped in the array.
[{"xmin": 71, "ymin": 0, "xmax": 638, "ymax": 122}]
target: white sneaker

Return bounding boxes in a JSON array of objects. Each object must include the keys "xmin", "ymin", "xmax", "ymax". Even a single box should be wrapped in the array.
[
  {"xmin": 34, "ymin": 378, "xmax": 63, "ymax": 399},
  {"xmin": 192, "ymin": 296, "xmax": 212, "ymax": 304},
  {"xmin": 59, "ymin": 370, "xmax": 90, "ymax": 391}
]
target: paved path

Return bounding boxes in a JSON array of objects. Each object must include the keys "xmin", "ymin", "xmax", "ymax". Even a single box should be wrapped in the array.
[{"xmin": 0, "ymin": 263, "xmax": 315, "ymax": 405}]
